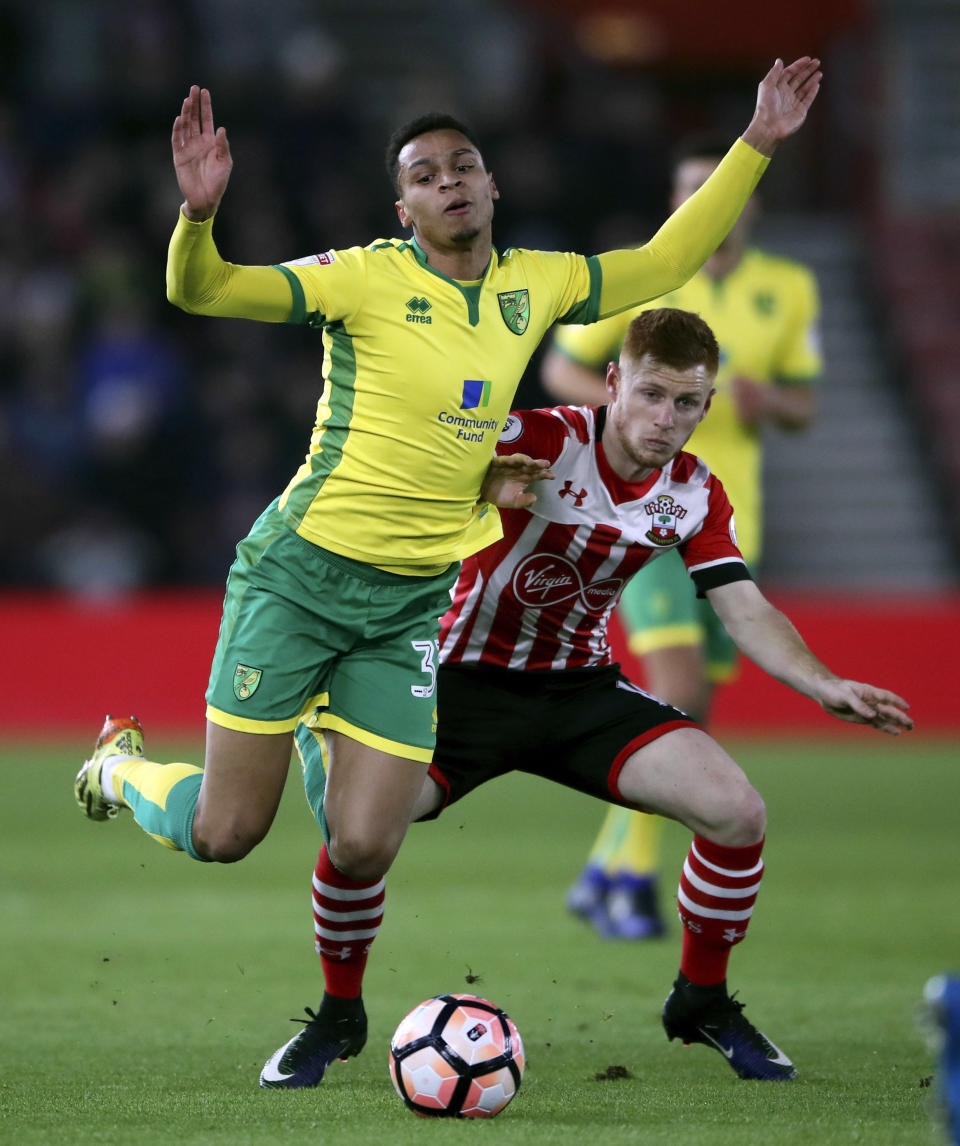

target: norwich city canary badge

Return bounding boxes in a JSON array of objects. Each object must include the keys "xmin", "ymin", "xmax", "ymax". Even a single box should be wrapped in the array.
[
  {"xmin": 234, "ymin": 664, "xmax": 263, "ymax": 701},
  {"xmin": 498, "ymin": 290, "xmax": 530, "ymax": 335}
]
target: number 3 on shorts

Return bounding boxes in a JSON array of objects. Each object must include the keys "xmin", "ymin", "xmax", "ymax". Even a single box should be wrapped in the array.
[{"xmin": 410, "ymin": 640, "xmax": 438, "ymax": 698}]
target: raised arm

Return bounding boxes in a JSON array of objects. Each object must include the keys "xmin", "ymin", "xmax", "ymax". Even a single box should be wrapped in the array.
[
  {"xmin": 166, "ymin": 86, "xmax": 292, "ymax": 321},
  {"xmin": 593, "ymin": 57, "xmax": 822, "ymax": 320},
  {"xmin": 706, "ymin": 579, "xmax": 913, "ymax": 735}
]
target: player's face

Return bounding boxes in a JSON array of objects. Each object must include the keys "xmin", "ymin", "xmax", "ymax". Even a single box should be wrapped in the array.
[
  {"xmin": 395, "ymin": 130, "xmax": 499, "ymax": 251},
  {"xmin": 603, "ymin": 353, "xmax": 715, "ymax": 481}
]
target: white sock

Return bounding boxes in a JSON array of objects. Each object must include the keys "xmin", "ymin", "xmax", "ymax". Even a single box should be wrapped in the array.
[{"xmin": 99, "ymin": 757, "xmax": 134, "ymax": 805}]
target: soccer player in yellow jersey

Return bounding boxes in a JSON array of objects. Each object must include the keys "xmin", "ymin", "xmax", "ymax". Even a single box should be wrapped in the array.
[
  {"xmin": 73, "ymin": 60, "xmax": 822, "ymax": 1090},
  {"xmin": 542, "ymin": 133, "xmax": 823, "ymax": 941}
]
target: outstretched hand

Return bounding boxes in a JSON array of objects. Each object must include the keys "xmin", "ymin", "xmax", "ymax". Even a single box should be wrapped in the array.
[
  {"xmin": 480, "ymin": 453, "xmax": 555, "ymax": 510},
  {"xmin": 816, "ymin": 679, "xmax": 913, "ymax": 735},
  {"xmin": 742, "ymin": 57, "xmax": 822, "ymax": 156},
  {"xmin": 171, "ymin": 86, "xmax": 233, "ymax": 222}
]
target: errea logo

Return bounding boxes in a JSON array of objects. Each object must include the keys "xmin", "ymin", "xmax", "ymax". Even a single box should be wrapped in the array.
[{"xmin": 406, "ymin": 296, "xmax": 432, "ymax": 324}]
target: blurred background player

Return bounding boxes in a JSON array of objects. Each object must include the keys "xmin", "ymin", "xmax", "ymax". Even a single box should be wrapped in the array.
[
  {"xmin": 924, "ymin": 975, "xmax": 960, "ymax": 1146},
  {"xmin": 541, "ymin": 133, "xmax": 823, "ymax": 940}
]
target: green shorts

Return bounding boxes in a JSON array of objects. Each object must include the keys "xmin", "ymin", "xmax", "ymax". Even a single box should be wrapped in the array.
[
  {"xmin": 617, "ymin": 550, "xmax": 739, "ymax": 684},
  {"xmin": 206, "ymin": 501, "xmax": 458, "ymax": 762}
]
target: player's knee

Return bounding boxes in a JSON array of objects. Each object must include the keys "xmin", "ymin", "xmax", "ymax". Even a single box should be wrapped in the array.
[
  {"xmin": 709, "ymin": 783, "xmax": 766, "ymax": 846},
  {"xmin": 734, "ymin": 785, "xmax": 766, "ymax": 842},
  {"xmin": 328, "ymin": 831, "xmax": 397, "ymax": 883},
  {"xmin": 192, "ymin": 817, "xmax": 267, "ymax": 863}
]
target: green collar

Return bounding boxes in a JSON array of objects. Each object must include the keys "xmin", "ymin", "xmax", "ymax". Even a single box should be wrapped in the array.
[{"xmin": 400, "ymin": 236, "xmax": 497, "ymax": 326}]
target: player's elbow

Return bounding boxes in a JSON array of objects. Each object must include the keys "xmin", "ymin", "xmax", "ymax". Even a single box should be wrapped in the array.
[{"xmin": 166, "ymin": 276, "xmax": 200, "ymax": 314}]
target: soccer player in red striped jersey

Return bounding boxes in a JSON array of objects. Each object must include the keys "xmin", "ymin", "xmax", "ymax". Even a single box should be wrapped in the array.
[{"xmin": 406, "ymin": 307, "xmax": 913, "ymax": 1081}]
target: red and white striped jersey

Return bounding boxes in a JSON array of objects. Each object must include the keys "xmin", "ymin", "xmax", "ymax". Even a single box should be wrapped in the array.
[{"xmin": 439, "ymin": 405, "xmax": 750, "ymax": 671}]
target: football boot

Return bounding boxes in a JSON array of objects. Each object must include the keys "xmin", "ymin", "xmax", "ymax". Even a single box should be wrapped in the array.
[
  {"xmin": 260, "ymin": 999, "xmax": 368, "ymax": 1090},
  {"xmin": 74, "ymin": 714, "xmax": 144, "ymax": 821},
  {"xmin": 662, "ymin": 977, "xmax": 796, "ymax": 1081}
]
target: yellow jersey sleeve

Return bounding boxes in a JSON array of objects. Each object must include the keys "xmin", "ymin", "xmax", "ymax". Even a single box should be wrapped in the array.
[
  {"xmin": 165, "ymin": 211, "xmax": 293, "ymax": 321},
  {"xmin": 495, "ymin": 247, "xmax": 600, "ymax": 328},
  {"xmin": 594, "ymin": 139, "xmax": 768, "ymax": 318},
  {"xmin": 772, "ymin": 263, "xmax": 822, "ymax": 383},
  {"xmin": 273, "ymin": 245, "xmax": 370, "ymax": 326}
]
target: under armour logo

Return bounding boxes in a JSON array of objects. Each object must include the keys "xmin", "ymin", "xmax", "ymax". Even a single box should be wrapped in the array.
[
  {"xmin": 319, "ymin": 941, "xmax": 373, "ymax": 961},
  {"xmin": 723, "ymin": 927, "xmax": 747, "ymax": 943},
  {"xmin": 559, "ymin": 480, "xmax": 587, "ymax": 506},
  {"xmin": 320, "ymin": 943, "xmax": 354, "ymax": 961}
]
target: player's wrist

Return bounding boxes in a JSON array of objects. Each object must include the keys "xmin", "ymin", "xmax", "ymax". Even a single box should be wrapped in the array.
[
  {"xmin": 739, "ymin": 120, "xmax": 779, "ymax": 158},
  {"xmin": 181, "ymin": 201, "xmax": 216, "ymax": 224}
]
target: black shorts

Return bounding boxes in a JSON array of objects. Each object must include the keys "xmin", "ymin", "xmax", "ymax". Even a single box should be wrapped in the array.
[{"xmin": 424, "ymin": 662, "xmax": 699, "ymax": 819}]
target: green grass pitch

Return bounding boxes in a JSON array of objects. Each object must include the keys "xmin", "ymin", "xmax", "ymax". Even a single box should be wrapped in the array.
[{"xmin": 0, "ymin": 735, "xmax": 956, "ymax": 1145}]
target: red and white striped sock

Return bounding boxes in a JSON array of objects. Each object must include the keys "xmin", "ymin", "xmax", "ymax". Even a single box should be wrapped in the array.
[
  {"xmin": 677, "ymin": 834, "xmax": 765, "ymax": 986},
  {"xmin": 312, "ymin": 845, "xmax": 385, "ymax": 999}
]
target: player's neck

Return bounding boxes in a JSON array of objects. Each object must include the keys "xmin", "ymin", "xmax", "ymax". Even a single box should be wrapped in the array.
[
  {"xmin": 600, "ymin": 432, "xmax": 655, "ymax": 486},
  {"xmin": 414, "ymin": 231, "xmax": 493, "ymax": 281},
  {"xmin": 609, "ymin": 458, "xmax": 655, "ymax": 484}
]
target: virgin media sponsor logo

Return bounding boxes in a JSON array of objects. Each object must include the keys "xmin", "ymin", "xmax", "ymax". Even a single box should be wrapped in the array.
[{"xmin": 511, "ymin": 553, "xmax": 622, "ymax": 614}]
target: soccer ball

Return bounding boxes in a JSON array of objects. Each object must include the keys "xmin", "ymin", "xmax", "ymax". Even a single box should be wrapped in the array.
[{"xmin": 389, "ymin": 993, "xmax": 525, "ymax": 1118}]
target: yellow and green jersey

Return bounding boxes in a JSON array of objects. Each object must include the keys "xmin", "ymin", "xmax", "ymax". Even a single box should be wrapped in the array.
[
  {"xmin": 552, "ymin": 248, "xmax": 821, "ymax": 562},
  {"xmin": 274, "ymin": 239, "xmax": 600, "ymax": 570},
  {"xmin": 166, "ymin": 139, "xmax": 768, "ymax": 572}
]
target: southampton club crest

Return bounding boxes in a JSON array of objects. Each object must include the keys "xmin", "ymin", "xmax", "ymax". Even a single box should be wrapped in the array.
[
  {"xmin": 497, "ymin": 290, "xmax": 530, "ymax": 335},
  {"xmin": 644, "ymin": 494, "xmax": 687, "ymax": 546},
  {"xmin": 233, "ymin": 664, "xmax": 263, "ymax": 701}
]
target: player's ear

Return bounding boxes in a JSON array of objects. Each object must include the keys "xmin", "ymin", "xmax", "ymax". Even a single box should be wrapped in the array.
[
  {"xmin": 605, "ymin": 361, "xmax": 620, "ymax": 402},
  {"xmin": 396, "ymin": 198, "xmax": 411, "ymax": 228},
  {"xmin": 489, "ymin": 173, "xmax": 500, "ymax": 201},
  {"xmin": 700, "ymin": 387, "xmax": 716, "ymax": 420}
]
